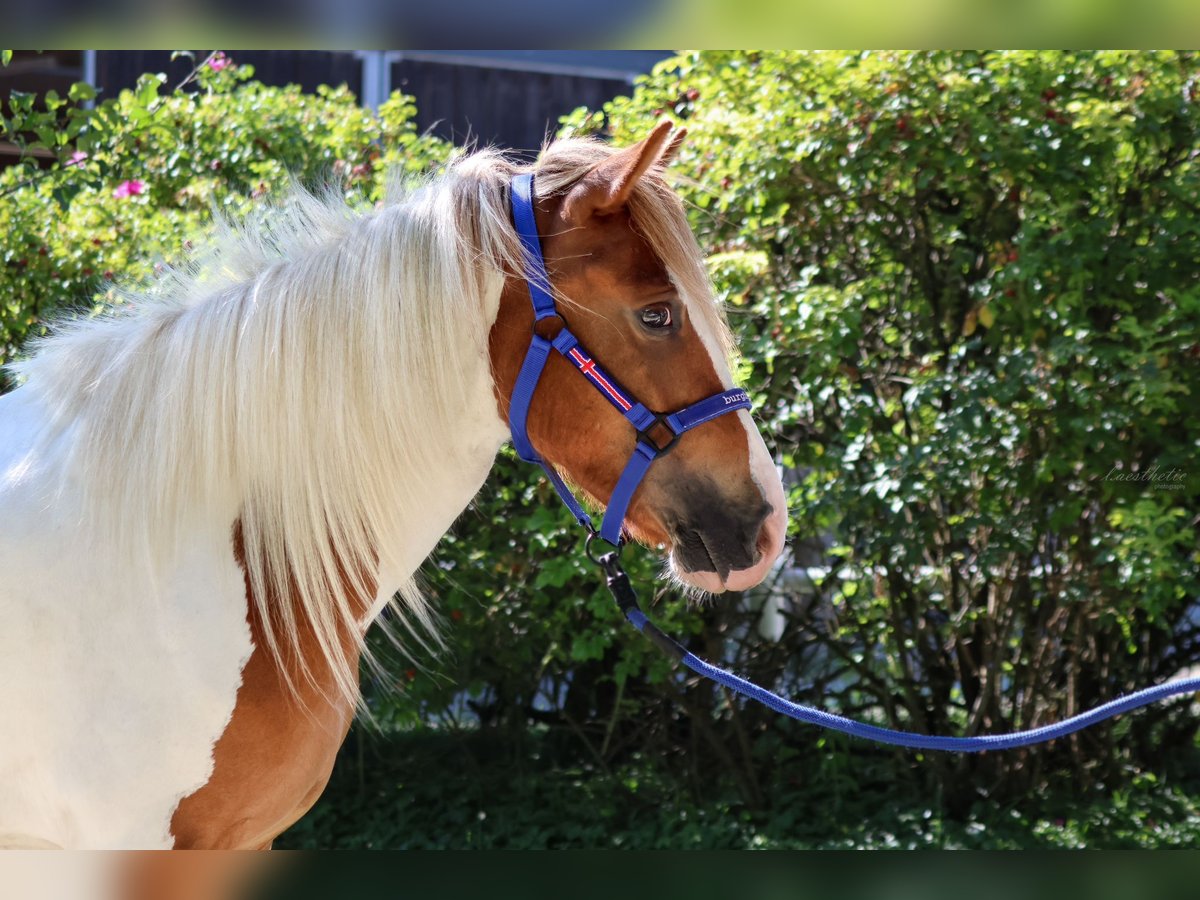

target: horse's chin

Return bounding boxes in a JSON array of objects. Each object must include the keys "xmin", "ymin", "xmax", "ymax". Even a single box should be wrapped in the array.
[
  {"xmin": 674, "ymin": 567, "xmax": 729, "ymax": 595},
  {"xmin": 669, "ymin": 551, "xmax": 777, "ymax": 595}
]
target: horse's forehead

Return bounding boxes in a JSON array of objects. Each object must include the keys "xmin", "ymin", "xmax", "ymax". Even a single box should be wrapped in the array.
[{"xmin": 548, "ymin": 211, "xmax": 671, "ymax": 289}]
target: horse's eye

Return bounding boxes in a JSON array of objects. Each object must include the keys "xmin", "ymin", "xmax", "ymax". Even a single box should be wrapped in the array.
[{"xmin": 640, "ymin": 304, "xmax": 673, "ymax": 329}]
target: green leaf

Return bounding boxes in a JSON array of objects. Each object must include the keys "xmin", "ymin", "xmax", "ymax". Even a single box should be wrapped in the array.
[
  {"xmin": 51, "ymin": 182, "xmax": 81, "ymax": 212},
  {"xmin": 134, "ymin": 72, "xmax": 166, "ymax": 110},
  {"xmin": 68, "ymin": 81, "xmax": 97, "ymax": 103}
]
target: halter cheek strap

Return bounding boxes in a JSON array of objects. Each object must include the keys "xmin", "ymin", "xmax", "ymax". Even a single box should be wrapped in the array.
[{"xmin": 508, "ymin": 172, "xmax": 751, "ymax": 547}]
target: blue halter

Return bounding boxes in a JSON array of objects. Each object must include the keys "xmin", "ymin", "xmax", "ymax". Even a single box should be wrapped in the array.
[{"xmin": 507, "ymin": 173, "xmax": 750, "ymax": 547}]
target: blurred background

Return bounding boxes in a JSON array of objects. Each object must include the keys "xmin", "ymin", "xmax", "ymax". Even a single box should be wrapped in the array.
[
  {"xmin": 1, "ymin": 49, "xmax": 1198, "ymax": 850},
  {"xmin": 8, "ymin": 0, "xmax": 1200, "ymax": 49}
]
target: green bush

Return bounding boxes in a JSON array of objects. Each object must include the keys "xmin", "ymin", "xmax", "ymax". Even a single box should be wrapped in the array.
[{"xmin": 554, "ymin": 50, "xmax": 1200, "ymax": 804}]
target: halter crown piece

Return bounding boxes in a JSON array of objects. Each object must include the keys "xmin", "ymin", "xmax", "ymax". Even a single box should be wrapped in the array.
[{"xmin": 507, "ymin": 173, "xmax": 751, "ymax": 548}]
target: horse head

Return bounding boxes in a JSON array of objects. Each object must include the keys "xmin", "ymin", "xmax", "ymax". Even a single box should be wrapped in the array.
[{"xmin": 490, "ymin": 123, "xmax": 788, "ymax": 593}]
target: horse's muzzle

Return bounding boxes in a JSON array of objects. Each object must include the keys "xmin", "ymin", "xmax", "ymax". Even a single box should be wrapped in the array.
[{"xmin": 667, "ymin": 482, "xmax": 783, "ymax": 593}]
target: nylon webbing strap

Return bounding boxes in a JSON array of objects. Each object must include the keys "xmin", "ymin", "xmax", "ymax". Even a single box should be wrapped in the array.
[
  {"xmin": 511, "ymin": 174, "xmax": 557, "ymax": 320},
  {"xmin": 509, "ymin": 335, "xmax": 553, "ymax": 464},
  {"xmin": 599, "ymin": 444, "xmax": 657, "ymax": 545},
  {"xmin": 668, "ymin": 389, "xmax": 751, "ymax": 433},
  {"xmin": 618, "ymin": 602, "xmax": 1200, "ymax": 752},
  {"xmin": 542, "ymin": 465, "xmax": 594, "ymax": 531}
]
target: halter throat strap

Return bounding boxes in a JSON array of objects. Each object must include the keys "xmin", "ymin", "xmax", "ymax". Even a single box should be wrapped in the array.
[{"xmin": 507, "ymin": 172, "xmax": 751, "ymax": 546}]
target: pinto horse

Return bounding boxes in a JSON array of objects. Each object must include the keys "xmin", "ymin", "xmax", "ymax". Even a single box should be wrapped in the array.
[{"xmin": 0, "ymin": 123, "xmax": 787, "ymax": 849}]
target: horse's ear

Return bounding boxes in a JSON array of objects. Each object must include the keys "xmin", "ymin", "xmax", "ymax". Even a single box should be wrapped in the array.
[
  {"xmin": 662, "ymin": 126, "xmax": 688, "ymax": 165},
  {"xmin": 562, "ymin": 121, "xmax": 686, "ymax": 222}
]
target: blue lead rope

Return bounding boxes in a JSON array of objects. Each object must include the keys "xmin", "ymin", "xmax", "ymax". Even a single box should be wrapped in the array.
[{"xmin": 597, "ymin": 554, "xmax": 1200, "ymax": 753}]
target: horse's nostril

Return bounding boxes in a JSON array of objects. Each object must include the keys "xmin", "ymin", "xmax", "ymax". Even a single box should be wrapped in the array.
[
  {"xmin": 739, "ymin": 504, "xmax": 781, "ymax": 569},
  {"xmin": 754, "ymin": 517, "xmax": 774, "ymax": 557}
]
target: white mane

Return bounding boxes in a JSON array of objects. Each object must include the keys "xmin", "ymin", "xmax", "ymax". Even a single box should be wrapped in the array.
[{"xmin": 8, "ymin": 138, "xmax": 731, "ymax": 708}]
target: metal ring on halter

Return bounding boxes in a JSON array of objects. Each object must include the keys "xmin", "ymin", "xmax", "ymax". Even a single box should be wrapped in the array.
[
  {"xmin": 585, "ymin": 529, "xmax": 618, "ymax": 562},
  {"xmin": 532, "ymin": 313, "xmax": 565, "ymax": 340},
  {"xmin": 635, "ymin": 414, "xmax": 681, "ymax": 455},
  {"xmin": 585, "ymin": 530, "xmax": 624, "ymax": 575}
]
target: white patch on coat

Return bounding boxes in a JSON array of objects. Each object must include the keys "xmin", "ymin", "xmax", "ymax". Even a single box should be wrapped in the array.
[
  {"xmin": 0, "ymin": 387, "xmax": 250, "ymax": 848},
  {"xmin": 0, "ymin": 337, "xmax": 508, "ymax": 849},
  {"xmin": 0, "ymin": 852, "xmax": 115, "ymax": 900}
]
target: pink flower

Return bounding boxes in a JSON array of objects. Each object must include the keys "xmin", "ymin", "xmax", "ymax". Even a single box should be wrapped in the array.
[
  {"xmin": 207, "ymin": 52, "xmax": 232, "ymax": 73},
  {"xmin": 65, "ymin": 151, "xmax": 88, "ymax": 167},
  {"xmin": 113, "ymin": 179, "xmax": 145, "ymax": 199}
]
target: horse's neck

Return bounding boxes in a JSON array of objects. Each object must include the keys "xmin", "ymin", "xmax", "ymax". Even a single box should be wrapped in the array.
[
  {"xmin": 368, "ymin": 340, "xmax": 510, "ymax": 611},
  {"xmin": 170, "ymin": 349, "xmax": 510, "ymax": 849}
]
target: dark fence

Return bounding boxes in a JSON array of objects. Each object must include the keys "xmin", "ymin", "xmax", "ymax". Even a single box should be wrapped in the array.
[
  {"xmin": 1, "ymin": 50, "xmax": 664, "ymax": 171},
  {"xmin": 93, "ymin": 50, "xmax": 364, "ymax": 99},
  {"xmin": 92, "ymin": 50, "xmax": 657, "ymax": 152},
  {"xmin": 1, "ymin": 51, "xmax": 85, "ymax": 168},
  {"xmin": 392, "ymin": 57, "xmax": 634, "ymax": 152}
]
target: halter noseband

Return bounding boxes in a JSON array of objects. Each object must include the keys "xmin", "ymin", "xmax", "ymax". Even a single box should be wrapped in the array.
[{"xmin": 507, "ymin": 172, "xmax": 751, "ymax": 548}]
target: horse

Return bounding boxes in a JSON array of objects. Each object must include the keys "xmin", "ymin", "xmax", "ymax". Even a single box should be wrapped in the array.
[{"xmin": 0, "ymin": 122, "xmax": 788, "ymax": 849}]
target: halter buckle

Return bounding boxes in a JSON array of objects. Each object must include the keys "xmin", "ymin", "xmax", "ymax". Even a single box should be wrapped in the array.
[
  {"xmin": 636, "ymin": 414, "xmax": 680, "ymax": 455},
  {"xmin": 532, "ymin": 313, "xmax": 565, "ymax": 340}
]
